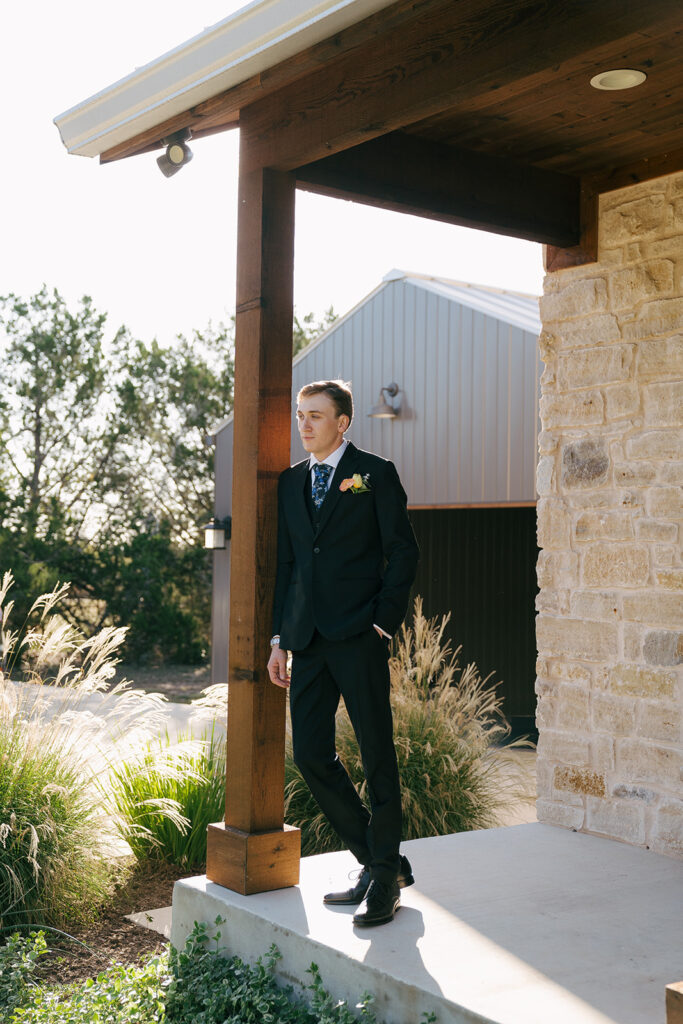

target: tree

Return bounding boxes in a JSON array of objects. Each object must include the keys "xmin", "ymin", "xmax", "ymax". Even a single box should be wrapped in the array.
[{"xmin": 292, "ymin": 307, "xmax": 337, "ymax": 357}]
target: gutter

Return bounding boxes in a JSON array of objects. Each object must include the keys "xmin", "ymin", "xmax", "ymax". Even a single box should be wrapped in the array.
[{"xmin": 54, "ymin": 0, "xmax": 396, "ymax": 159}]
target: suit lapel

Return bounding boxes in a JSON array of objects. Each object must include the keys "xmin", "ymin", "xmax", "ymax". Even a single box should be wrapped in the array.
[
  {"xmin": 315, "ymin": 442, "xmax": 360, "ymax": 536},
  {"xmin": 292, "ymin": 460, "xmax": 314, "ymax": 534}
]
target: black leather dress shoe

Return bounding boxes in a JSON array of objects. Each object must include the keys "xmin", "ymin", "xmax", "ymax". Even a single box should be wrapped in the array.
[
  {"xmin": 323, "ymin": 854, "xmax": 414, "ymax": 905},
  {"xmin": 352, "ymin": 879, "xmax": 401, "ymax": 927}
]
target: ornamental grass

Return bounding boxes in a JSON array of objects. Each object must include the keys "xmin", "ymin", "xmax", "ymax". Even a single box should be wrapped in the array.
[
  {"xmin": 284, "ymin": 597, "xmax": 533, "ymax": 855},
  {"xmin": 0, "ymin": 571, "xmax": 210, "ymax": 930}
]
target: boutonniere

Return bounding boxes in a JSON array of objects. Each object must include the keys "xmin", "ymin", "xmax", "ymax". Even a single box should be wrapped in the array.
[{"xmin": 339, "ymin": 473, "xmax": 371, "ymax": 494}]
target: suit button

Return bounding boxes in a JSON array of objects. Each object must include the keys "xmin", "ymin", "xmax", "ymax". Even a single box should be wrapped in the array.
[{"xmin": 313, "ymin": 546, "xmax": 320, "ymax": 554}]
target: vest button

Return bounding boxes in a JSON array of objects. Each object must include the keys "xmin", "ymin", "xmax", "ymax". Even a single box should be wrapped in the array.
[{"xmin": 313, "ymin": 546, "xmax": 320, "ymax": 554}]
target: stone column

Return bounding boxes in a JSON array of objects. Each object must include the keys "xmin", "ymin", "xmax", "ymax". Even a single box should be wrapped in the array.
[{"xmin": 536, "ymin": 171, "xmax": 682, "ymax": 856}]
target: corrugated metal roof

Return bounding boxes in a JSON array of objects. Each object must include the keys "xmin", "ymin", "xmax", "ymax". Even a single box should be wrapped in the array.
[{"xmin": 383, "ymin": 269, "xmax": 541, "ymax": 334}]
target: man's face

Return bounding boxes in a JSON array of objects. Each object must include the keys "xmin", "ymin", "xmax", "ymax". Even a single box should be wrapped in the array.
[{"xmin": 296, "ymin": 392, "xmax": 349, "ymax": 461}]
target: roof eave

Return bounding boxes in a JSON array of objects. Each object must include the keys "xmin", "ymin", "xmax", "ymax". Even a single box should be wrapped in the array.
[{"xmin": 54, "ymin": 0, "xmax": 397, "ymax": 159}]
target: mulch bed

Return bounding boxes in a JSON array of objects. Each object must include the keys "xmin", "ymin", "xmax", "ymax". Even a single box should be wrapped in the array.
[{"xmin": 39, "ymin": 861, "xmax": 191, "ymax": 987}]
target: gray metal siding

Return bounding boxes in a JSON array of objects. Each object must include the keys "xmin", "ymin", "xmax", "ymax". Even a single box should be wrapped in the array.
[{"xmin": 290, "ymin": 279, "xmax": 540, "ymax": 504}]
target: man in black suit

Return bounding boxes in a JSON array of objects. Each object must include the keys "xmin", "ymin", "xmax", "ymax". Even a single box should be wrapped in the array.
[{"xmin": 267, "ymin": 379, "xmax": 419, "ymax": 926}]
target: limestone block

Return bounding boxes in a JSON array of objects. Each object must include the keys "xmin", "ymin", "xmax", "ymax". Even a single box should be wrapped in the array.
[
  {"xmin": 536, "ymin": 549, "xmax": 578, "ymax": 588},
  {"xmin": 554, "ymin": 765, "xmax": 605, "ymax": 797},
  {"xmin": 538, "ymin": 430, "xmax": 559, "ymax": 454},
  {"xmin": 561, "ymin": 438, "xmax": 609, "ymax": 489},
  {"xmin": 592, "ymin": 693, "xmax": 636, "ymax": 736},
  {"xmin": 570, "ymin": 590, "xmax": 620, "ymax": 622},
  {"xmin": 536, "ymin": 693, "xmax": 557, "ymax": 729},
  {"xmin": 635, "ymin": 336, "xmax": 683, "ymax": 380},
  {"xmin": 600, "ymin": 193, "xmax": 671, "ymax": 245},
  {"xmin": 574, "ymin": 511, "xmax": 634, "ymax": 542},
  {"xmin": 654, "ymin": 545, "xmax": 676, "ymax": 567},
  {"xmin": 536, "ymin": 798, "xmax": 584, "ymax": 830},
  {"xmin": 643, "ymin": 629, "xmax": 683, "ymax": 666},
  {"xmin": 536, "ymin": 730, "xmax": 591, "ymax": 765},
  {"xmin": 545, "ymin": 660, "xmax": 593, "ymax": 686},
  {"xmin": 555, "ymin": 685, "xmax": 591, "ymax": 732},
  {"xmin": 582, "ymin": 543, "xmax": 649, "ymax": 588},
  {"xmin": 557, "ymin": 345, "xmax": 633, "ymax": 390},
  {"xmin": 659, "ymin": 462, "xmax": 683, "ymax": 486},
  {"xmin": 540, "ymin": 314, "xmax": 621, "ymax": 349},
  {"xmin": 537, "ymin": 614, "xmax": 617, "ymax": 661},
  {"xmin": 654, "ymin": 801, "xmax": 683, "ymax": 857},
  {"xmin": 612, "ymin": 783, "xmax": 657, "ymax": 803},
  {"xmin": 614, "ymin": 461, "xmax": 657, "ymax": 486},
  {"xmin": 643, "ymin": 381, "xmax": 683, "ymax": 427},
  {"xmin": 623, "ymin": 623, "xmax": 643, "ymax": 661},
  {"xmin": 656, "ymin": 569, "xmax": 683, "ymax": 590},
  {"xmin": 585, "ymin": 796, "xmax": 646, "ymax": 845},
  {"xmin": 627, "ymin": 429, "xmax": 682, "ymax": 460},
  {"xmin": 536, "ymin": 455, "xmax": 555, "ymax": 495},
  {"xmin": 537, "ymin": 497, "xmax": 571, "ymax": 550},
  {"xmin": 623, "ymin": 591, "xmax": 683, "ymax": 628},
  {"xmin": 636, "ymin": 701, "xmax": 680, "ymax": 743},
  {"xmin": 540, "ymin": 391, "xmax": 604, "ymax": 428},
  {"xmin": 621, "ymin": 297, "xmax": 683, "ymax": 341},
  {"xmin": 647, "ymin": 487, "xmax": 683, "ymax": 519},
  {"xmin": 592, "ymin": 734, "xmax": 616, "ymax": 773},
  {"xmin": 604, "ymin": 382, "xmax": 640, "ymax": 420},
  {"xmin": 539, "ymin": 277, "xmax": 608, "ymax": 321},
  {"xmin": 609, "ymin": 260, "xmax": 674, "ymax": 310},
  {"xmin": 617, "ymin": 737, "xmax": 680, "ymax": 786},
  {"xmin": 635, "ymin": 518, "xmax": 678, "ymax": 543},
  {"xmin": 610, "ymin": 663, "xmax": 676, "ymax": 699},
  {"xmin": 536, "ymin": 588, "xmax": 562, "ymax": 613}
]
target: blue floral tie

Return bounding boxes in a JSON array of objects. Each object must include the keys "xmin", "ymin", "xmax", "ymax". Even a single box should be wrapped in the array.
[{"xmin": 312, "ymin": 463, "xmax": 333, "ymax": 509}]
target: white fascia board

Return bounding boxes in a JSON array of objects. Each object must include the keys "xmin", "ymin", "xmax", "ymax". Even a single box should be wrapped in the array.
[{"xmin": 54, "ymin": 0, "xmax": 397, "ymax": 158}]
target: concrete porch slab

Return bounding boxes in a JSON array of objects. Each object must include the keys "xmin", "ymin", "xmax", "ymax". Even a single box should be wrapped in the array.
[{"xmin": 171, "ymin": 823, "xmax": 682, "ymax": 1024}]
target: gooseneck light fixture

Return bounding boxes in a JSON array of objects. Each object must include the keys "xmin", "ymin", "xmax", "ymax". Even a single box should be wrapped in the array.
[
  {"xmin": 157, "ymin": 129, "xmax": 194, "ymax": 178},
  {"xmin": 368, "ymin": 382, "xmax": 400, "ymax": 419}
]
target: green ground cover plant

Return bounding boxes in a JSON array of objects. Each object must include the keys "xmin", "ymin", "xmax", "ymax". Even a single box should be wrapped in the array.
[
  {"xmin": 0, "ymin": 922, "xmax": 438, "ymax": 1024},
  {"xmin": 285, "ymin": 598, "xmax": 532, "ymax": 855}
]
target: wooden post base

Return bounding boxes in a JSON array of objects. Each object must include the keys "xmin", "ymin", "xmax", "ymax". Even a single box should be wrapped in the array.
[{"xmin": 206, "ymin": 822, "xmax": 301, "ymax": 895}]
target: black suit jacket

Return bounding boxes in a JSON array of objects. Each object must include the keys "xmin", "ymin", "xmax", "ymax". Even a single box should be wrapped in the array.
[{"xmin": 272, "ymin": 442, "xmax": 419, "ymax": 651}]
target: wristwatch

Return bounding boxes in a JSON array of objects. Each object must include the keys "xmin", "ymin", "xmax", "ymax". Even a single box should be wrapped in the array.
[{"xmin": 270, "ymin": 635, "xmax": 281, "ymax": 647}]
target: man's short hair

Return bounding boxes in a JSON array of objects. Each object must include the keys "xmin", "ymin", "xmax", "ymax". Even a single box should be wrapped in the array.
[{"xmin": 297, "ymin": 380, "xmax": 353, "ymax": 423}]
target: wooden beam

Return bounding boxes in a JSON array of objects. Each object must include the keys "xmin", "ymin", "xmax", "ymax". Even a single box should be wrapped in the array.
[
  {"xmin": 544, "ymin": 181, "xmax": 598, "ymax": 270},
  {"xmin": 205, "ymin": 149, "xmax": 300, "ymax": 894},
  {"xmin": 297, "ymin": 132, "xmax": 579, "ymax": 246},
  {"xmin": 239, "ymin": 0, "xmax": 683, "ymax": 172}
]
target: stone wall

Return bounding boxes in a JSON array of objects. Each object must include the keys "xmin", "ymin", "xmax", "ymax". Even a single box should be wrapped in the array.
[{"xmin": 535, "ymin": 171, "xmax": 683, "ymax": 857}]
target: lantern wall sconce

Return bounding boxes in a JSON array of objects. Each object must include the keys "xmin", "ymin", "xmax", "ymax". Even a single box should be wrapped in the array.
[
  {"xmin": 368, "ymin": 382, "xmax": 400, "ymax": 419},
  {"xmin": 203, "ymin": 516, "xmax": 232, "ymax": 549}
]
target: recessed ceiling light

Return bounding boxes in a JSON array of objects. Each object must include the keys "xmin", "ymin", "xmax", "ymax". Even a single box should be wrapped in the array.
[{"xmin": 590, "ymin": 69, "xmax": 647, "ymax": 91}]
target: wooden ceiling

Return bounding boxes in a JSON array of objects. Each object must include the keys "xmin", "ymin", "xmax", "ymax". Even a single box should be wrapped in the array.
[{"xmin": 102, "ymin": 0, "xmax": 683, "ymax": 261}]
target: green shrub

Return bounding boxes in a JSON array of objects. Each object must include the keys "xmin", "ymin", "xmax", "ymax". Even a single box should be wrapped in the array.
[
  {"xmin": 285, "ymin": 598, "xmax": 533, "ymax": 855},
  {"xmin": 109, "ymin": 725, "xmax": 226, "ymax": 869}
]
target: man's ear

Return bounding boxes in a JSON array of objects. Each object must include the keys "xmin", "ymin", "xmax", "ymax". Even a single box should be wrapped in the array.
[{"xmin": 338, "ymin": 415, "xmax": 350, "ymax": 434}]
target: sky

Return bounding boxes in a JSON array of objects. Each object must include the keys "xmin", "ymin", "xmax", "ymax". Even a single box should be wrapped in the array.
[{"xmin": 2, "ymin": 1, "xmax": 545, "ymax": 347}]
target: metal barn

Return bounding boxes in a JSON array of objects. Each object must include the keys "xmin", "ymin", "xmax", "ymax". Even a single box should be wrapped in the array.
[{"xmin": 209, "ymin": 270, "xmax": 541, "ymax": 734}]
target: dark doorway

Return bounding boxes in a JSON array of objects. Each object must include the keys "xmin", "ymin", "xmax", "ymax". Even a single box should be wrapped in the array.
[{"xmin": 408, "ymin": 506, "xmax": 538, "ymax": 740}]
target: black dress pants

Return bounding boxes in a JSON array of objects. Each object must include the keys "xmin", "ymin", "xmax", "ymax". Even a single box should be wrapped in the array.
[{"xmin": 289, "ymin": 627, "xmax": 402, "ymax": 884}]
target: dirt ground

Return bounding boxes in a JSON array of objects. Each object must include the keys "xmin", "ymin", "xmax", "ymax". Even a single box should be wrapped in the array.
[
  {"xmin": 39, "ymin": 861, "xmax": 188, "ymax": 987},
  {"xmin": 111, "ymin": 663, "xmax": 212, "ymax": 703}
]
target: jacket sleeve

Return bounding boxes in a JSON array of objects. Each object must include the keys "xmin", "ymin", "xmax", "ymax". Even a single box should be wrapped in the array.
[
  {"xmin": 372, "ymin": 460, "xmax": 419, "ymax": 635},
  {"xmin": 271, "ymin": 473, "xmax": 294, "ymax": 636}
]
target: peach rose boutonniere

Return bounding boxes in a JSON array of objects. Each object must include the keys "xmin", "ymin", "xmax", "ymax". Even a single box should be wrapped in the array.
[{"xmin": 339, "ymin": 472, "xmax": 371, "ymax": 494}]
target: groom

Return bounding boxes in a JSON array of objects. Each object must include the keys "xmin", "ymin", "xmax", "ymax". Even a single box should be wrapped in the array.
[{"xmin": 267, "ymin": 379, "xmax": 419, "ymax": 926}]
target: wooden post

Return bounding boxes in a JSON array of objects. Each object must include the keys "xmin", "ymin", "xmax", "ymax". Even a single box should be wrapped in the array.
[{"xmin": 206, "ymin": 134, "xmax": 300, "ymax": 894}]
